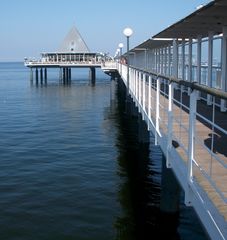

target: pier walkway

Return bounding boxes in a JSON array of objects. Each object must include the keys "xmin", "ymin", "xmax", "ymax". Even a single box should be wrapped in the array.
[{"xmin": 115, "ymin": 1, "xmax": 227, "ymax": 239}]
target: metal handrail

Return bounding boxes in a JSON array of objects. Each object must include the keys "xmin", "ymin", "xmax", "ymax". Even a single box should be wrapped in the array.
[
  {"xmin": 126, "ymin": 64, "xmax": 227, "ymax": 100},
  {"xmin": 118, "ymin": 63, "xmax": 227, "ymax": 204}
]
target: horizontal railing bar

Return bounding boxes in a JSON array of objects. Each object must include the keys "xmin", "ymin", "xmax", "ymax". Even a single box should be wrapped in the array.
[
  {"xmin": 173, "ymin": 98, "xmax": 190, "ymax": 111},
  {"xmin": 196, "ymin": 112, "xmax": 227, "ymax": 135},
  {"xmin": 194, "ymin": 136, "xmax": 227, "ymax": 168},
  {"xmin": 128, "ymin": 65, "xmax": 227, "ymax": 100}
]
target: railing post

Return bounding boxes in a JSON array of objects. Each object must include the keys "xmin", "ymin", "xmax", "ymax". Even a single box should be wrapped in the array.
[
  {"xmin": 197, "ymin": 36, "xmax": 202, "ymax": 100},
  {"xmin": 132, "ymin": 68, "xmax": 135, "ymax": 95},
  {"xmin": 181, "ymin": 39, "xmax": 185, "ymax": 80},
  {"xmin": 185, "ymin": 89, "xmax": 198, "ymax": 206},
  {"xmin": 134, "ymin": 69, "xmax": 136, "ymax": 99},
  {"xmin": 139, "ymin": 72, "xmax": 141, "ymax": 106},
  {"xmin": 145, "ymin": 49, "xmax": 147, "ymax": 70},
  {"xmin": 147, "ymin": 75, "xmax": 152, "ymax": 131},
  {"xmin": 132, "ymin": 68, "xmax": 134, "ymax": 94},
  {"xmin": 221, "ymin": 26, "xmax": 227, "ymax": 112},
  {"xmin": 166, "ymin": 39, "xmax": 178, "ymax": 167},
  {"xmin": 168, "ymin": 45, "xmax": 171, "ymax": 77},
  {"xmin": 207, "ymin": 32, "xmax": 214, "ymax": 105},
  {"xmin": 143, "ymin": 73, "xmax": 146, "ymax": 111},
  {"xmin": 157, "ymin": 49, "xmax": 160, "ymax": 73},
  {"xmin": 167, "ymin": 81, "xmax": 173, "ymax": 168},
  {"xmin": 164, "ymin": 47, "xmax": 167, "ymax": 76},
  {"xmin": 148, "ymin": 75, "xmax": 151, "ymax": 120},
  {"xmin": 188, "ymin": 38, "xmax": 192, "ymax": 95},
  {"xmin": 155, "ymin": 49, "xmax": 157, "ymax": 73},
  {"xmin": 160, "ymin": 48, "xmax": 163, "ymax": 75},
  {"xmin": 155, "ymin": 77, "xmax": 160, "ymax": 145},
  {"xmin": 129, "ymin": 68, "xmax": 132, "ymax": 94},
  {"xmin": 173, "ymin": 39, "xmax": 178, "ymax": 79},
  {"xmin": 123, "ymin": 65, "xmax": 126, "ymax": 84},
  {"xmin": 135, "ymin": 70, "xmax": 138, "ymax": 101},
  {"xmin": 126, "ymin": 36, "xmax": 130, "ymax": 96},
  {"xmin": 197, "ymin": 35, "xmax": 202, "ymax": 85}
]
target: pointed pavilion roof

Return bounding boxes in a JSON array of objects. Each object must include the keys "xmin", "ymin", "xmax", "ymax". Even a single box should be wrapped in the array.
[{"xmin": 58, "ymin": 26, "xmax": 90, "ymax": 53}]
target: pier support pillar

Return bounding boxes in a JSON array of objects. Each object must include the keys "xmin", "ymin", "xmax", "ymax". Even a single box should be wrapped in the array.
[
  {"xmin": 30, "ymin": 68, "xmax": 33, "ymax": 82},
  {"xmin": 68, "ymin": 68, "xmax": 71, "ymax": 81},
  {"xmin": 59, "ymin": 68, "xmax": 62, "ymax": 81},
  {"xmin": 35, "ymin": 68, "xmax": 38, "ymax": 84},
  {"xmin": 138, "ymin": 114, "xmax": 149, "ymax": 144},
  {"xmin": 44, "ymin": 68, "xmax": 47, "ymax": 82},
  {"xmin": 40, "ymin": 68, "xmax": 43, "ymax": 84},
  {"xmin": 160, "ymin": 156, "xmax": 180, "ymax": 213},
  {"xmin": 65, "ymin": 68, "xmax": 68, "ymax": 82},
  {"xmin": 89, "ymin": 67, "xmax": 96, "ymax": 85},
  {"xmin": 63, "ymin": 68, "xmax": 66, "ymax": 83}
]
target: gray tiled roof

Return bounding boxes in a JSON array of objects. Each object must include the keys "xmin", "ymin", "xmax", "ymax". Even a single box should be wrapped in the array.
[{"xmin": 58, "ymin": 26, "xmax": 90, "ymax": 53}]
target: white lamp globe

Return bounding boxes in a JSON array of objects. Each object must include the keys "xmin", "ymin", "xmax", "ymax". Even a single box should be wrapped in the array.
[
  {"xmin": 123, "ymin": 28, "xmax": 133, "ymax": 37},
  {"xmin": 118, "ymin": 43, "xmax": 124, "ymax": 48}
]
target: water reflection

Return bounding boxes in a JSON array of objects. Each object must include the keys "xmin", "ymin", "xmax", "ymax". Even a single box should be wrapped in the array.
[
  {"xmin": 113, "ymin": 79, "xmax": 180, "ymax": 240},
  {"xmin": 113, "ymin": 79, "xmax": 153, "ymax": 239},
  {"xmin": 111, "ymin": 78, "xmax": 209, "ymax": 240}
]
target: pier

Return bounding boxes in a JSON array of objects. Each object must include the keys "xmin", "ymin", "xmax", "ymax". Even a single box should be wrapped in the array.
[
  {"xmin": 114, "ymin": 0, "xmax": 227, "ymax": 240},
  {"xmin": 24, "ymin": 26, "xmax": 111, "ymax": 85},
  {"xmin": 23, "ymin": 1, "xmax": 227, "ymax": 239}
]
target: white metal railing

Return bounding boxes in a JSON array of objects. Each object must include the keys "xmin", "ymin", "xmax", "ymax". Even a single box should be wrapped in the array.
[
  {"xmin": 118, "ymin": 63, "xmax": 227, "ymax": 205},
  {"xmin": 24, "ymin": 59, "xmax": 103, "ymax": 67},
  {"xmin": 24, "ymin": 59, "xmax": 118, "ymax": 69},
  {"xmin": 101, "ymin": 61, "xmax": 117, "ymax": 69}
]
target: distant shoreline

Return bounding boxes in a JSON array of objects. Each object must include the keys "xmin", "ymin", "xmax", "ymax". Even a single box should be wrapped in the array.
[{"xmin": 0, "ymin": 61, "xmax": 23, "ymax": 63}]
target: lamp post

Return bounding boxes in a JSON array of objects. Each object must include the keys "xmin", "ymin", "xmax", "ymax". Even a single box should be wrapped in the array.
[
  {"xmin": 118, "ymin": 43, "xmax": 124, "ymax": 57},
  {"xmin": 117, "ymin": 48, "xmax": 120, "ymax": 58},
  {"xmin": 123, "ymin": 27, "xmax": 133, "ymax": 95}
]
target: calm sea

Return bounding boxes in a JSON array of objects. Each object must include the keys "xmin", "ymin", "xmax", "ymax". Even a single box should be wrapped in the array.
[{"xmin": 0, "ymin": 62, "xmax": 209, "ymax": 240}]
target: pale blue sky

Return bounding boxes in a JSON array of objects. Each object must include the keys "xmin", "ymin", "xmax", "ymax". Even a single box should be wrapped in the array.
[{"xmin": 0, "ymin": 0, "xmax": 211, "ymax": 61}]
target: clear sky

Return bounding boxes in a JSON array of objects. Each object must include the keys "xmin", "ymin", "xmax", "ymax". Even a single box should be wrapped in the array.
[{"xmin": 0, "ymin": 0, "xmax": 211, "ymax": 61}]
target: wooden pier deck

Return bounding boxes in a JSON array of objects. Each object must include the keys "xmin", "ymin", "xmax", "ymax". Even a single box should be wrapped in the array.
[{"xmin": 154, "ymin": 84, "xmax": 227, "ymax": 221}]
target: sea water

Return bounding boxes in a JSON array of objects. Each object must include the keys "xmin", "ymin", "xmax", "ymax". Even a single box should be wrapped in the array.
[{"xmin": 0, "ymin": 62, "xmax": 209, "ymax": 240}]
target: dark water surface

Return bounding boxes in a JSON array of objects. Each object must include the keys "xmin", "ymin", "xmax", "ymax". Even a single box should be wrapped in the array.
[{"xmin": 0, "ymin": 62, "xmax": 209, "ymax": 240}]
